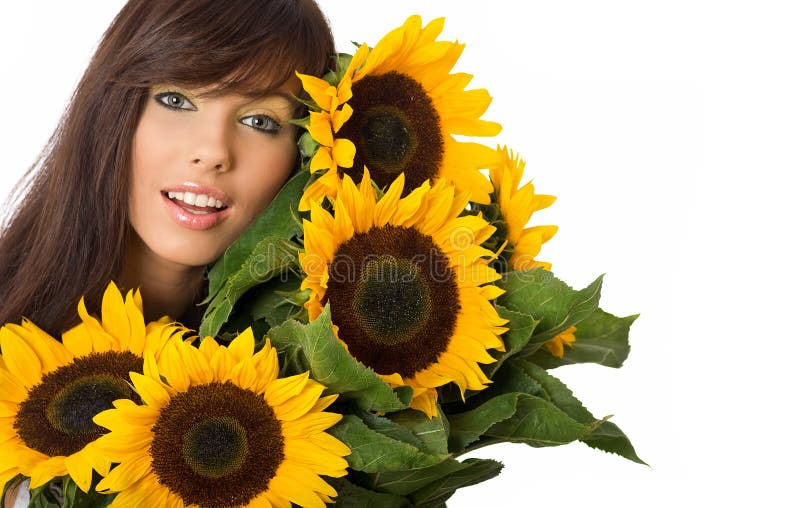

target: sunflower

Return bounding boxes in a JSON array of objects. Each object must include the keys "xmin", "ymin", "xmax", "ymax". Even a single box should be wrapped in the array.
[
  {"xmin": 489, "ymin": 146, "xmax": 558, "ymax": 271},
  {"xmin": 297, "ymin": 15, "xmax": 502, "ymax": 212},
  {"xmin": 543, "ymin": 326, "xmax": 577, "ymax": 358},
  {"xmin": 92, "ymin": 329, "xmax": 349, "ymax": 508},
  {"xmin": 299, "ymin": 170, "xmax": 508, "ymax": 418},
  {"xmin": 0, "ymin": 281, "xmax": 186, "ymax": 493}
]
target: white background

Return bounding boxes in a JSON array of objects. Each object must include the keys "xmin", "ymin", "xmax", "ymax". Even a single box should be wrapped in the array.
[{"xmin": 1, "ymin": 1, "xmax": 798, "ymax": 506}]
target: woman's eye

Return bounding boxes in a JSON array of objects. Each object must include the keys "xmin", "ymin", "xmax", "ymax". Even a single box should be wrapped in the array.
[
  {"xmin": 241, "ymin": 114, "xmax": 281, "ymax": 134},
  {"xmin": 154, "ymin": 91, "xmax": 197, "ymax": 111}
]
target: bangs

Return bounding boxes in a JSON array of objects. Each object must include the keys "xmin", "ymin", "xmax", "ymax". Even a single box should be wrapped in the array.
[{"xmin": 110, "ymin": 0, "xmax": 334, "ymax": 100}]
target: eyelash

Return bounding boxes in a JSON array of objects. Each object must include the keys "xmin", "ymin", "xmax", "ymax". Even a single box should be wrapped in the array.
[{"xmin": 153, "ymin": 91, "xmax": 282, "ymax": 135}]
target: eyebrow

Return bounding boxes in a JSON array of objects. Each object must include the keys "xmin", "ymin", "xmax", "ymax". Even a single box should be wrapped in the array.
[{"xmin": 245, "ymin": 91, "xmax": 296, "ymax": 107}]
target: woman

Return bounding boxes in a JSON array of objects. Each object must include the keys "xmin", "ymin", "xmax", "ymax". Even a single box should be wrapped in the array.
[{"xmin": 0, "ymin": 0, "xmax": 335, "ymax": 336}]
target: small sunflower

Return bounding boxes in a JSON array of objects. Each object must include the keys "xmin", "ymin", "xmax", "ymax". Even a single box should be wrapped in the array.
[
  {"xmin": 93, "ymin": 330, "xmax": 349, "ymax": 508},
  {"xmin": 299, "ymin": 170, "xmax": 508, "ymax": 418},
  {"xmin": 0, "ymin": 281, "xmax": 185, "ymax": 493},
  {"xmin": 489, "ymin": 146, "xmax": 558, "ymax": 271},
  {"xmin": 297, "ymin": 15, "xmax": 502, "ymax": 212},
  {"xmin": 543, "ymin": 326, "xmax": 577, "ymax": 358}
]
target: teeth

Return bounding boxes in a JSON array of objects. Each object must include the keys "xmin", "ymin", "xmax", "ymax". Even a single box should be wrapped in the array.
[{"xmin": 166, "ymin": 191, "xmax": 226, "ymax": 209}]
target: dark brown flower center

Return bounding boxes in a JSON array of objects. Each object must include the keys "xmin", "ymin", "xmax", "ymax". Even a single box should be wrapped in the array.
[
  {"xmin": 338, "ymin": 72, "xmax": 444, "ymax": 194},
  {"xmin": 14, "ymin": 351, "xmax": 142, "ymax": 457},
  {"xmin": 150, "ymin": 381, "xmax": 284, "ymax": 508},
  {"xmin": 325, "ymin": 225, "xmax": 461, "ymax": 377}
]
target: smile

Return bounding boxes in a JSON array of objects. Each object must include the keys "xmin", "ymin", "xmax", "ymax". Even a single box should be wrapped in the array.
[{"xmin": 161, "ymin": 191, "xmax": 232, "ymax": 230}]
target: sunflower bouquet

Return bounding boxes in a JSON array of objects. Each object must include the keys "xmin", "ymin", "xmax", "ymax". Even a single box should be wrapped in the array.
[{"xmin": 0, "ymin": 14, "xmax": 642, "ymax": 508}]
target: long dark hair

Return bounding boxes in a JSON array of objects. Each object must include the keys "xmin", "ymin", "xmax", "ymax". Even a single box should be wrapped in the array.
[{"xmin": 0, "ymin": 0, "xmax": 334, "ymax": 335}]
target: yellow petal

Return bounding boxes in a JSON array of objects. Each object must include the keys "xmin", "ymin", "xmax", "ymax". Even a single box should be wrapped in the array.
[
  {"xmin": 228, "ymin": 328, "xmax": 256, "ymax": 362},
  {"xmin": 64, "ymin": 452, "xmax": 94, "ymax": 493},
  {"xmin": 0, "ymin": 328, "xmax": 43, "ymax": 388}
]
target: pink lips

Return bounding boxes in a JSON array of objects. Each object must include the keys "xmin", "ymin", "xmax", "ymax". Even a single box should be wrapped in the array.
[{"xmin": 161, "ymin": 182, "xmax": 232, "ymax": 231}]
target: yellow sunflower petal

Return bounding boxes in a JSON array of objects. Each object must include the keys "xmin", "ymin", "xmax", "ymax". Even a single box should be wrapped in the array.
[
  {"xmin": 64, "ymin": 452, "xmax": 94, "ymax": 493},
  {"xmin": 0, "ymin": 328, "xmax": 43, "ymax": 388},
  {"xmin": 28, "ymin": 456, "xmax": 66, "ymax": 489}
]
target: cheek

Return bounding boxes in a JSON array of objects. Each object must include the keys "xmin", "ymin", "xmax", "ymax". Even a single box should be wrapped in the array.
[
  {"xmin": 130, "ymin": 114, "xmax": 175, "ymax": 201},
  {"xmin": 236, "ymin": 138, "xmax": 298, "ymax": 217}
]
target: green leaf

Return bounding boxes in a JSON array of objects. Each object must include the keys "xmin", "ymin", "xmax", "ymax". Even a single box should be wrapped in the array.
[
  {"xmin": 354, "ymin": 409, "xmax": 427, "ymax": 450},
  {"xmin": 483, "ymin": 393, "xmax": 602, "ymax": 447},
  {"xmin": 200, "ymin": 170, "xmax": 309, "ymax": 338},
  {"xmin": 266, "ymin": 305, "xmax": 411, "ymax": 412},
  {"xmin": 329, "ymin": 415, "xmax": 446, "ymax": 473},
  {"xmin": 527, "ymin": 308, "xmax": 637, "ymax": 369},
  {"xmin": 357, "ymin": 457, "xmax": 501, "ymax": 499},
  {"xmin": 408, "ymin": 458, "xmax": 504, "ymax": 507},
  {"xmin": 387, "ymin": 408, "xmax": 449, "ymax": 456},
  {"xmin": 582, "ymin": 420, "xmax": 647, "ymax": 466},
  {"xmin": 509, "ymin": 358, "xmax": 646, "ymax": 464},
  {"xmin": 200, "ymin": 237, "xmax": 301, "ymax": 338},
  {"xmin": 248, "ymin": 274, "xmax": 306, "ymax": 328},
  {"xmin": 447, "ymin": 393, "xmax": 520, "ymax": 452},
  {"xmin": 497, "ymin": 268, "xmax": 603, "ymax": 347},
  {"xmin": 206, "ymin": 170, "xmax": 309, "ymax": 298},
  {"xmin": 329, "ymin": 478, "xmax": 412, "ymax": 508},
  {"xmin": 484, "ymin": 305, "xmax": 539, "ymax": 378}
]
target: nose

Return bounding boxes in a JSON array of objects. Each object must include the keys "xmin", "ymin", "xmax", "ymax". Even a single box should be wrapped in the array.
[{"xmin": 189, "ymin": 122, "xmax": 233, "ymax": 173}]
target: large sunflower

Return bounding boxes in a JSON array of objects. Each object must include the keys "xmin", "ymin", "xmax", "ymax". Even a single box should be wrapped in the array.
[
  {"xmin": 297, "ymin": 15, "xmax": 502, "ymax": 212},
  {"xmin": 299, "ymin": 170, "xmax": 509, "ymax": 418},
  {"xmin": 93, "ymin": 329, "xmax": 349, "ymax": 508},
  {"xmin": 0, "ymin": 281, "xmax": 185, "ymax": 493},
  {"xmin": 489, "ymin": 146, "xmax": 558, "ymax": 271}
]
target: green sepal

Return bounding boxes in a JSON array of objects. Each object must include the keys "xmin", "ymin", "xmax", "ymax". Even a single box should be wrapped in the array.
[
  {"xmin": 329, "ymin": 478, "xmax": 413, "ymax": 508},
  {"xmin": 289, "ymin": 115, "xmax": 311, "ymax": 129},
  {"xmin": 329, "ymin": 415, "xmax": 447, "ymax": 473},
  {"xmin": 508, "ymin": 358, "xmax": 646, "ymax": 464},
  {"xmin": 527, "ymin": 308, "xmax": 637, "ymax": 369},
  {"xmin": 200, "ymin": 171, "xmax": 309, "ymax": 338},
  {"xmin": 497, "ymin": 268, "xmax": 603, "ymax": 348},
  {"xmin": 266, "ymin": 305, "xmax": 411, "ymax": 412},
  {"xmin": 297, "ymin": 130, "xmax": 319, "ymax": 159}
]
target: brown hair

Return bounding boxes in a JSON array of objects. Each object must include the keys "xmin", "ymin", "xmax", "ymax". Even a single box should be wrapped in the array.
[{"xmin": 0, "ymin": 0, "xmax": 334, "ymax": 335}]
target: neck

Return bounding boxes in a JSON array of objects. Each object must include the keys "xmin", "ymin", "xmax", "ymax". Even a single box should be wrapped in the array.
[{"xmin": 118, "ymin": 233, "xmax": 206, "ymax": 326}]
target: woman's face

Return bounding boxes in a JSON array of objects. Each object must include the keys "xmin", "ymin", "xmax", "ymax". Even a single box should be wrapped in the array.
[{"xmin": 128, "ymin": 79, "xmax": 299, "ymax": 268}]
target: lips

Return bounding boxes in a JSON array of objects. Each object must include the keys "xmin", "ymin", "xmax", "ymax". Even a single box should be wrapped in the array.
[{"xmin": 161, "ymin": 191, "xmax": 232, "ymax": 231}]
